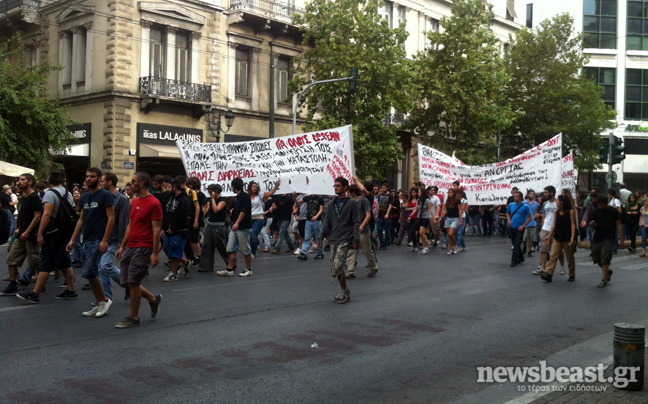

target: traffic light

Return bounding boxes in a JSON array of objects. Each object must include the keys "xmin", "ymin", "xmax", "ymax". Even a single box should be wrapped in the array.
[
  {"xmin": 599, "ymin": 143, "xmax": 609, "ymax": 164},
  {"xmin": 348, "ymin": 68, "xmax": 359, "ymax": 93},
  {"xmin": 610, "ymin": 136, "xmax": 626, "ymax": 165}
]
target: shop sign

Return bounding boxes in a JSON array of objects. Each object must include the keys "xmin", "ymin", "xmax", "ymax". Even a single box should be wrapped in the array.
[{"xmin": 137, "ymin": 123, "xmax": 203, "ymax": 144}]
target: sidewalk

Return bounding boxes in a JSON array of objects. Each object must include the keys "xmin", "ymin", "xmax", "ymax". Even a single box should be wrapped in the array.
[{"xmin": 529, "ymin": 363, "xmax": 647, "ymax": 404}]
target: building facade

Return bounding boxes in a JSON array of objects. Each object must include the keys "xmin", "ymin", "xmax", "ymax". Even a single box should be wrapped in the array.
[
  {"xmin": 1, "ymin": 0, "xmax": 521, "ymax": 187},
  {"xmin": 529, "ymin": 0, "xmax": 648, "ymax": 191}
]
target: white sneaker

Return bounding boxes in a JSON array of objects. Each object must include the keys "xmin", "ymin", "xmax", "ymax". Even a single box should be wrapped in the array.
[
  {"xmin": 293, "ymin": 248, "xmax": 301, "ymax": 255},
  {"xmin": 163, "ymin": 271, "xmax": 177, "ymax": 281},
  {"xmin": 446, "ymin": 250, "xmax": 453, "ymax": 255},
  {"xmin": 457, "ymin": 247, "xmax": 465, "ymax": 252},
  {"xmin": 511, "ymin": 246, "xmax": 514, "ymax": 250},
  {"xmin": 532, "ymin": 269, "xmax": 543, "ymax": 275},
  {"xmin": 414, "ymin": 247, "xmax": 420, "ymax": 252},
  {"xmin": 239, "ymin": 270, "xmax": 253, "ymax": 277},
  {"xmin": 82, "ymin": 306, "xmax": 100, "ymax": 317},
  {"xmin": 95, "ymin": 299, "xmax": 113, "ymax": 318},
  {"xmin": 407, "ymin": 242, "xmax": 413, "ymax": 247},
  {"xmin": 421, "ymin": 247, "xmax": 429, "ymax": 255},
  {"xmin": 560, "ymin": 267, "xmax": 566, "ymax": 274},
  {"xmin": 216, "ymin": 270, "xmax": 234, "ymax": 277}
]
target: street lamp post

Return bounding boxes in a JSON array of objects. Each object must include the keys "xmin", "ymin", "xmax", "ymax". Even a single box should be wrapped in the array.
[{"xmin": 205, "ymin": 107, "xmax": 235, "ymax": 142}]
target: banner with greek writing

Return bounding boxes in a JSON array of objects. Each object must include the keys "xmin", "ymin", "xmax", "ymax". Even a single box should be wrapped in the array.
[
  {"xmin": 177, "ymin": 125, "xmax": 355, "ymax": 196},
  {"xmin": 561, "ymin": 153, "xmax": 577, "ymax": 199},
  {"xmin": 418, "ymin": 134, "xmax": 563, "ymax": 205}
]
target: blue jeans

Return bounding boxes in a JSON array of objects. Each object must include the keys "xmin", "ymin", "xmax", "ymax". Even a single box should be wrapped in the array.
[
  {"xmin": 273, "ymin": 219, "xmax": 295, "ymax": 251},
  {"xmin": 81, "ymin": 240, "xmax": 102, "ymax": 279},
  {"xmin": 376, "ymin": 218, "xmax": 391, "ymax": 247},
  {"xmin": 6, "ymin": 210, "xmax": 15, "ymax": 239},
  {"xmin": 641, "ymin": 226, "xmax": 648, "ymax": 249},
  {"xmin": 250, "ymin": 219, "xmax": 265, "ymax": 255},
  {"xmin": 457, "ymin": 219, "xmax": 466, "ymax": 248},
  {"xmin": 301, "ymin": 220, "xmax": 324, "ymax": 255},
  {"xmin": 99, "ymin": 242, "xmax": 122, "ymax": 300},
  {"xmin": 72, "ymin": 235, "xmax": 82, "ymax": 265}
]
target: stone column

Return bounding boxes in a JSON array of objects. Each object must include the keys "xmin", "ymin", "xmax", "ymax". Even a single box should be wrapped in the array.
[
  {"xmin": 59, "ymin": 31, "xmax": 72, "ymax": 88},
  {"xmin": 84, "ymin": 22, "xmax": 93, "ymax": 90},
  {"xmin": 166, "ymin": 26, "xmax": 177, "ymax": 80}
]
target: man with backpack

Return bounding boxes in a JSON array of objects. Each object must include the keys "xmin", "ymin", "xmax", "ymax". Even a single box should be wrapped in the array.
[{"xmin": 17, "ymin": 169, "xmax": 78, "ymax": 304}]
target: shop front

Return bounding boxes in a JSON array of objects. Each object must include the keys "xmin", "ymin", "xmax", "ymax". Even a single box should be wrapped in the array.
[
  {"xmin": 137, "ymin": 123, "xmax": 204, "ymax": 178},
  {"xmin": 54, "ymin": 123, "xmax": 92, "ymax": 186}
]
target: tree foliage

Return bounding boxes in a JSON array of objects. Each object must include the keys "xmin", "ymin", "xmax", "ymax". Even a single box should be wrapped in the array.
[
  {"xmin": 409, "ymin": 0, "xmax": 518, "ymax": 165},
  {"xmin": 502, "ymin": 14, "xmax": 616, "ymax": 170},
  {"xmin": 290, "ymin": 0, "xmax": 416, "ymax": 177},
  {"xmin": 0, "ymin": 36, "xmax": 74, "ymax": 173}
]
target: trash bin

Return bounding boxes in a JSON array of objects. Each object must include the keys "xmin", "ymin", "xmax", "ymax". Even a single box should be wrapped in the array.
[{"xmin": 613, "ymin": 323, "xmax": 645, "ymax": 391}]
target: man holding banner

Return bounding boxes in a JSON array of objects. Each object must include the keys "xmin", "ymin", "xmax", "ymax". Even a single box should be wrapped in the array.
[{"xmin": 507, "ymin": 191, "xmax": 532, "ymax": 267}]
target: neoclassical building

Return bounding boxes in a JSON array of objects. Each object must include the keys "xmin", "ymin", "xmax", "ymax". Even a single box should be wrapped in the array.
[{"xmin": 1, "ymin": 0, "xmax": 521, "ymax": 187}]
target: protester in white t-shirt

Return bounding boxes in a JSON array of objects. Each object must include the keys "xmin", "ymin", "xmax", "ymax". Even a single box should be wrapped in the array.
[
  {"xmin": 534, "ymin": 186, "xmax": 563, "ymax": 275},
  {"xmin": 608, "ymin": 188, "xmax": 623, "ymax": 253}
]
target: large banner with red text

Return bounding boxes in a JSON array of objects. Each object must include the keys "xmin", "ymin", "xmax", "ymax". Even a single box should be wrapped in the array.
[
  {"xmin": 418, "ymin": 134, "xmax": 563, "ymax": 205},
  {"xmin": 177, "ymin": 125, "xmax": 355, "ymax": 196}
]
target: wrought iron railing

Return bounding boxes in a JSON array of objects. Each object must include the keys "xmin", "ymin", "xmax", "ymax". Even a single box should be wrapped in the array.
[
  {"xmin": 139, "ymin": 76, "xmax": 211, "ymax": 103},
  {"xmin": 0, "ymin": 0, "xmax": 40, "ymax": 15},
  {"xmin": 230, "ymin": 0, "xmax": 301, "ymax": 19}
]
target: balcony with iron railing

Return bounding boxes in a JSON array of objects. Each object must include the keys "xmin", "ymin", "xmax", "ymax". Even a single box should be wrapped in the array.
[
  {"xmin": 229, "ymin": 0, "xmax": 302, "ymax": 25},
  {"xmin": 0, "ymin": 0, "xmax": 40, "ymax": 20},
  {"xmin": 139, "ymin": 76, "xmax": 212, "ymax": 105}
]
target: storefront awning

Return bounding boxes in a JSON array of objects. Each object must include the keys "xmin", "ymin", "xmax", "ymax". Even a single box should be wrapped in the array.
[
  {"xmin": 0, "ymin": 161, "xmax": 35, "ymax": 177},
  {"xmin": 140, "ymin": 144, "xmax": 181, "ymax": 158}
]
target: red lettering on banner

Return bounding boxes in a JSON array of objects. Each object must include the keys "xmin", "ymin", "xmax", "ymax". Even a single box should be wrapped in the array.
[
  {"xmin": 546, "ymin": 136, "xmax": 560, "ymax": 147},
  {"xmin": 287, "ymin": 135, "xmax": 312, "ymax": 148},
  {"xmin": 217, "ymin": 169, "xmax": 256, "ymax": 182},
  {"xmin": 276, "ymin": 139, "xmax": 287, "ymax": 150},
  {"xmin": 188, "ymin": 171, "xmax": 215, "ymax": 181}
]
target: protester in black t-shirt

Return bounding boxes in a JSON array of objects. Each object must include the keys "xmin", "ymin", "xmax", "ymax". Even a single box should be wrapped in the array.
[
  {"xmin": 270, "ymin": 193, "xmax": 297, "ymax": 254},
  {"xmin": 218, "ymin": 178, "xmax": 253, "ymax": 277},
  {"xmin": 1, "ymin": 174, "xmax": 41, "ymax": 296},
  {"xmin": 297, "ymin": 194, "xmax": 325, "ymax": 260},
  {"xmin": 197, "ymin": 184, "xmax": 229, "ymax": 273},
  {"xmin": 590, "ymin": 194, "xmax": 625, "ymax": 288}
]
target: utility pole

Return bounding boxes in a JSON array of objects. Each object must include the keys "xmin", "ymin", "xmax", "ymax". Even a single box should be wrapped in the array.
[{"xmin": 269, "ymin": 51, "xmax": 275, "ymax": 138}]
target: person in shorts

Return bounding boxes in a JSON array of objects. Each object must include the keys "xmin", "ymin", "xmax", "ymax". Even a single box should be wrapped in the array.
[
  {"xmin": 590, "ymin": 194, "xmax": 624, "ymax": 288},
  {"xmin": 1, "ymin": 174, "xmax": 42, "ymax": 296},
  {"xmin": 115, "ymin": 172, "xmax": 163, "ymax": 328},
  {"xmin": 66, "ymin": 167, "xmax": 115, "ymax": 318},
  {"xmin": 161, "ymin": 178, "xmax": 192, "ymax": 282},
  {"xmin": 17, "ymin": 169, "xmax": 77, "ymax": 304},
  {"xmin": 217, "ymin": 178, "xmax": 253, "ymax": 277}
]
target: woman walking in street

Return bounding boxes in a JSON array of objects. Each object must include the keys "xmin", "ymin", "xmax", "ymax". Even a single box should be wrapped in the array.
[
  {"xmin": 540, "ymin": 195, "xmax": 578, "ymax": 282},
  {"xmin": 440, "ymin": 188, "xmax": 461, "ymax": 255}
]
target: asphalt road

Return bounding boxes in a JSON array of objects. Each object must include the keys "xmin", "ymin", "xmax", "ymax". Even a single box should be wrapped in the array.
[{"xmin": 1, "ymin": 234, "xmax": 647, "ymax": 404}]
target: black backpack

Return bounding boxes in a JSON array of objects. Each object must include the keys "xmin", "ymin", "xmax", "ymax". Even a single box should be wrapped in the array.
[
  {"xmin": 0, "ymin": 206, "xmax": 10, "ymax": 245},
  {"xmin": 45, "ymin": 189, "xmax": 77, "ymax": 241}
]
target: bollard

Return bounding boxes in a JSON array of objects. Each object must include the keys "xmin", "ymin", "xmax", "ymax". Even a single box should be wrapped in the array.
[{"xmin": 613, "ymin": 323, "xmax": 645, "ymax": 390}]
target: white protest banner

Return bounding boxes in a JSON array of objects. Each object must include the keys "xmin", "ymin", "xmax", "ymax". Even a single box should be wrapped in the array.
[
  {"xmin": 561, "ymin": 152, "xmax": 577, "ymax": 198},
  {"xmin": 177, "ymin": 125, "xmax": 355, "ymax": 196},
  {"xmin": 418, "ymin": 134, "xmax": 563, "ymax": 205}
]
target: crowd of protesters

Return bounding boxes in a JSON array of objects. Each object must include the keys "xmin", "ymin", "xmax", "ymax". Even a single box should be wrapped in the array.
[{"xmin": 2, "ymin": 167, "xmax": 645, "ymax": 326}]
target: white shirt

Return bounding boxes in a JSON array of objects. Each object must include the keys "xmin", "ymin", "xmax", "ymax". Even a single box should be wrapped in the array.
[
  {"xmin": 430, "ymin": 195, "xmax": 441, "ymax": 217},
  {"xmin": 251, "ymin": 195, "xmax": 264, "ymax": 216},
  {"xmin": 542, "ymin": 200, "xmax": 558, "ymax": 231},
  {"xmin": 609, "ymin": 198, "xmax": 622, "ymax": 209}
]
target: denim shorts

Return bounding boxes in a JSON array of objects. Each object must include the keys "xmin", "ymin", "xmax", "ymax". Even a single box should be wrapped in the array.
[
  {"xmin": 81, "ymin": 240, "xmax": 102, "ymax": 279},
  {"xmin": 444, "ymin": 217, "xmax": 459, "ymax": 229},
  {"xmin": 163, "ymin": 235, "xmax": 187, "ymax": 259},
  {"xmin": 226, "ymin": 229, "xmax": 252, "ymax": 256}
]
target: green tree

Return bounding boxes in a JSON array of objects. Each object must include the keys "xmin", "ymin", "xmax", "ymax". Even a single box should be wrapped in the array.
[
  {"xmin": 502, "ymin": 14, "xmax": 616, "ymax": 170},
  {"xmin": 0, "ymin": 37, "xmax": 74, "ymax": 173},
  {"xmin": 409, "ymin": 0, "xmax": 517, "ymax": 165},
  {"xmin": 290, "ymin": 0, "xmax": 415, "ymax": 177}
]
